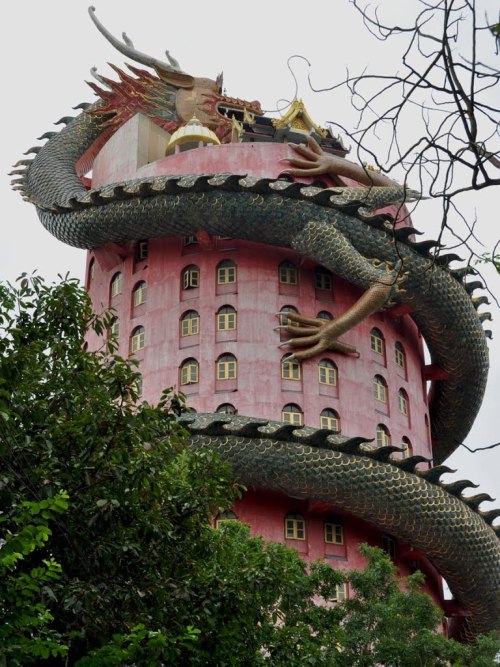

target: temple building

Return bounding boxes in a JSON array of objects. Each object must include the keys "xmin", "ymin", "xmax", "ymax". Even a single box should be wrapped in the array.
[
  {"xmin": 83, "ymin": 97, "xmax": 443, "ymax": 611},
  {"xmin": 16, "ymin": 7, "xmax": 498, "ymax": 640}
]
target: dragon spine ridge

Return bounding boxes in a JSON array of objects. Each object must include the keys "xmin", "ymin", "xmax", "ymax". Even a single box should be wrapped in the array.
[{"xmin": 181, "ymin": 413, "xmax": 498, "ymax": 527}]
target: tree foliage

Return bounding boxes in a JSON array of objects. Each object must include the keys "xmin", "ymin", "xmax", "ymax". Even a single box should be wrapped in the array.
[
  {"xmin": 0, "ymin": 493, "xmax": 69, "ymax": 665},
  {"xmin": 0, "ymin": 276, "xmax": 498, "ymax": 665},
  {"xmin": 0, "ymin": 276, "xmax": 237, "ymax": 663}
]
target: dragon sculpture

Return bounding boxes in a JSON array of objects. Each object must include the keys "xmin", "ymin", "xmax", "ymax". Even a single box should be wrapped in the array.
[{"xmin": 11, "ymin": 7, "xmax": 499, "ymax": 641}]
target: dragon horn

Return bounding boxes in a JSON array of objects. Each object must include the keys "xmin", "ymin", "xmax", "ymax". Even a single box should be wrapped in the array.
[{"xmin": 88, "ymin": 6, "xmax": 183, "ymax": 74}]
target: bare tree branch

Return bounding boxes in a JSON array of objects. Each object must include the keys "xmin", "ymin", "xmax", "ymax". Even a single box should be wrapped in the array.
[{"xmin": 307, "ymin": 0, "xmax": 499, "ymax": 267}]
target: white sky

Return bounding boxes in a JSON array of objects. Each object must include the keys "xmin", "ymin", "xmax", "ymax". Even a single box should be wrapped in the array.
[{"xmin": 2, "ymin": 1, "xmax": 498, "ymax": 505}]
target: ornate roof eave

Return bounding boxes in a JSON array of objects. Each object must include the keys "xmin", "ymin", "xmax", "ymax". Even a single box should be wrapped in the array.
[
  {"xmin": 217, "ymin": 95, "xmax": 262, "ymax": 117},
  {"xmin": 272, "ymin": 98, "xmax": 328, "ymax": 138}
]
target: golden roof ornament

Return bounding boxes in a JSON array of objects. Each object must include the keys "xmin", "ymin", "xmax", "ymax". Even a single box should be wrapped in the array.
[
  {"xmin": 272, "ymin": 98, "xmax": 327, "ymax": 138},
  {"xmin": 166, "ymin": 114, "xmax": 221, "ymax": 154}
]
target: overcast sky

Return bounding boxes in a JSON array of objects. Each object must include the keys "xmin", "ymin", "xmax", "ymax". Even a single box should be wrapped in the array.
[{"xmin": 2, "ymin": 1, "xmax": 498, "ymax": 506}]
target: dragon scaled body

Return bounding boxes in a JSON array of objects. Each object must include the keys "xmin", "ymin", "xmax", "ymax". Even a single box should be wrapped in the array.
[{"xmin": 12, "ymin": 8, "xmax": 499, "ymax": 641}]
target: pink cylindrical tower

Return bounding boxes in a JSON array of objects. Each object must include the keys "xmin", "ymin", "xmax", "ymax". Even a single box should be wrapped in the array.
[{"xmin": 84, "ymin": 114, "xmax": 444, "ymax": 610}]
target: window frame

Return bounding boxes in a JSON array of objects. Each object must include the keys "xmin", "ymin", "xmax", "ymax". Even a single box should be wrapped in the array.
[
  {"xmin": 216, "ymin": 354, "xmax": 237, "ymax": 380},
  {"xmin": 180, "ymin": 359, "xmax": 199, "ymax": 385},
  {"xmin": 324, "ymin": 521, "xmax": 344, "ymax": 545},
  {"xmin": 398, "ymin": 389, "xmax": 409, "ymax": 416},
  {"xmin": 217, "ymin": 260, "xmax": 237, "ymax": 285},
  {"xmin": 401, "ymin": 437, "xmax": 413, "ymax": 459},
  {"xmin": 217, "ymin": 306, "xmax": 237, "ymax": 331},
  {"xmin": 279, "ymin": 305, "xmax": 299, "ymax": 327},
  {"xmin": 109, "ymin": 317, "xmax": 120, "ymax": 340},
  {"xmin": 373, "ymin": 375, "xmax": 387, "ymax": 403},
  {"xmin": 370, "ymin": 328, "xmax": 385, "ymax": 356},
  {"xmin": 318, "ymin": 359, "xmax": 337, "ymax": 386},
  {"xmin": 134, "ymin": 375, "xmax": 143, "ymax": 398},
  {"xmin": 395, "ymin": 342, "xmax": 406, "ymax": 370},
  {"xmin": 279, "ymin": 261, "xmax": 298, "ymax": 285},
  {"xmin": 281, "ymin": 357, "xmax": 301, "ymax": 380},
  {"xmin": 133, "ymin": 281, "xmax": 147, "ymax": 307},
  {"xmin": 215, "ymin": 510, "xmax": 238, "ymax": 529},
  {"xmin": 88, "ymin": 258, "xmax": 95, "ymax": 287},
  {"xmin": 136, "ymin": 240, "xmax": 148, "ymax": 261},
  {"xmin": 130, "ymin": 326, "xmax": 145, "ymax": 353},
  {"xmin": 216, "ymin": 403, "xmax": 237, "ymax": 415},
  {"xmin": 180, "ymin": 310, "xmax": 200, "ymax": 337},
  {"xmin": 320, "ymin": 409, "xmax": 340, "ymax": 432},
  {"xmin": 376, "ymin": 424, "xmax": 391, "ymax": 448},
  {"xmin": 182, "ymin": 265, "xmax": 200, "ymax": 290},
  {"xmin": 285, "ymin": 512, "xmax": 306, "ymax": 540},
  {"xmin": 281, "ymin": 404, "xmax": 303, "ymax": 426},
  {"xmin": 110, "ymin": 272, "xmax": 123, "ymax": 298},
  {"xmin": 333, "ymin": 583, "xmax": 348, "ymax": 602}
]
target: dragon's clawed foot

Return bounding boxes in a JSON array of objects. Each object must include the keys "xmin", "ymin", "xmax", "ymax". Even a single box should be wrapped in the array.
[
  {"xmin": 277, "ymin": 312, "xmax": 359, "ymax": 361},
  {"xmin": 277, "ymin": 277, "xmax": 395, "ymax": 361}
]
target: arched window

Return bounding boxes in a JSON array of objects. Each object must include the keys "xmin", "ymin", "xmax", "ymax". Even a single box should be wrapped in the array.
[
  {"xmin": 285, "ymin": 512, "xmax": 306, "ymax": 540},
  {"xmin": 136, "ymin": 240, "xmax": 148, "ymax": 261},
  {"xmin": 281, "ymin": 404, "xmax": 303, "ymax": 426},
  {"xmin": 314, "ymin": 267, "xmax": 333, "ymax": 291},
  {"xmin": 216, "ymin": 510, "xmax": 238, "ymax": 528},
  {"xmin": 134, "ymin": 374, "xmax": 143, "ymax": 398},
  {"xmin": 110, "ymin": 272, "xmax": 123, "ymax": 298},
  {"xmin": 216, "ymin": 354, "xmax": 237, "ymax": 380},
  {"xmin": 180, "ymin": 358, "xmax": 199, "ymax": 385},
  {"xmin": 376, "ymin": 424, "xmax": 391, "ymax": 448},
  {"xmin": 324, "ymin": 518, "xmax": 344, "ymax": 545},
  {"xmin": 370, "ymin": 328, "xmax": 385, "ymax": 356},
  {"xmin": 279, "ymin": 306, "xmax": 298, "ymax": 341},
  {"xmin": 398, "ymin": 389, "xmax": 409, "ymax": 417},
  {"xmin": 217, "ymin": 305, "xmax": 237, "ymax": 331},
  {"xmin": 281, "ymin": 356, "xmax": 301, "ymax": 380},
  {"xmin": 317, "ymin": 310, "xmax": 333, "ymax": 321},
  {"xmin": 109, "ymin": 316, "xmax": 120, "ymax": 340},
  {"xmin": 320, "ymin": 409, "xmax": 340, "ymax": 432},
  {"xmin": 279, "ymin": 261, "xmax": 298, "ymax": 285},
  {"xmin": 87, "ymin": 257, "xmax": 95, "ymax": 288},
  {"xmin": 132, "ymin": 281, "xmax": 147, "ymax": 307},
  {"xmin": 182, "ymin": 264, "xmax": 200, "ymax": 290},
  {"xmin": 318, "ymin": 359, "xmax": 337, "ymax": 386},
  {"xmin": 130, "ymin": 326, "xmax": 145, "ymax": 353},
  {"xmin": 333, "ymin": 584, "xmax": 348, "ymax": 602},
  {"xmin": 395, "ymin": 342, "xmax": 406, "ymax": 371},
  {"xmin": 279, "ymin": 305, "xmax": 298, "ymax": 326},
  {"xmin": 180, "ymin": 310, "xmax": 200, "ymax": 337},
  {"xmin": 401, "ymin": 436, "xmax": 413, "ymax": 459},
  {"xmin": 217, "ymin": 260, "xmax": 236, "ymax": 285},
  {"xmin": 373, "ymin": 375, "xmax": 387, "ymax": 403},
  {"xmin": 216, "ymin": 403, "xmax": 237, "ymax": 415}
]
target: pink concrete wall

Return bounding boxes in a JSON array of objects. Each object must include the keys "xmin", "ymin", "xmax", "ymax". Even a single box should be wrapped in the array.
[
  {"xmin": 85, "ymin": 237, "xmax": 430, "ymax": 457},
  {"xmin": 231, "ymin": 488, "xmax": 444, "ymax": 606}
]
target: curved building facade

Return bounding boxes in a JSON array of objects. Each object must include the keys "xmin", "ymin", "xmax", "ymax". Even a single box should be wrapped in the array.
[{"xmin": 84, "ymin": 118, "xmax": 443, "ymax": 608}]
